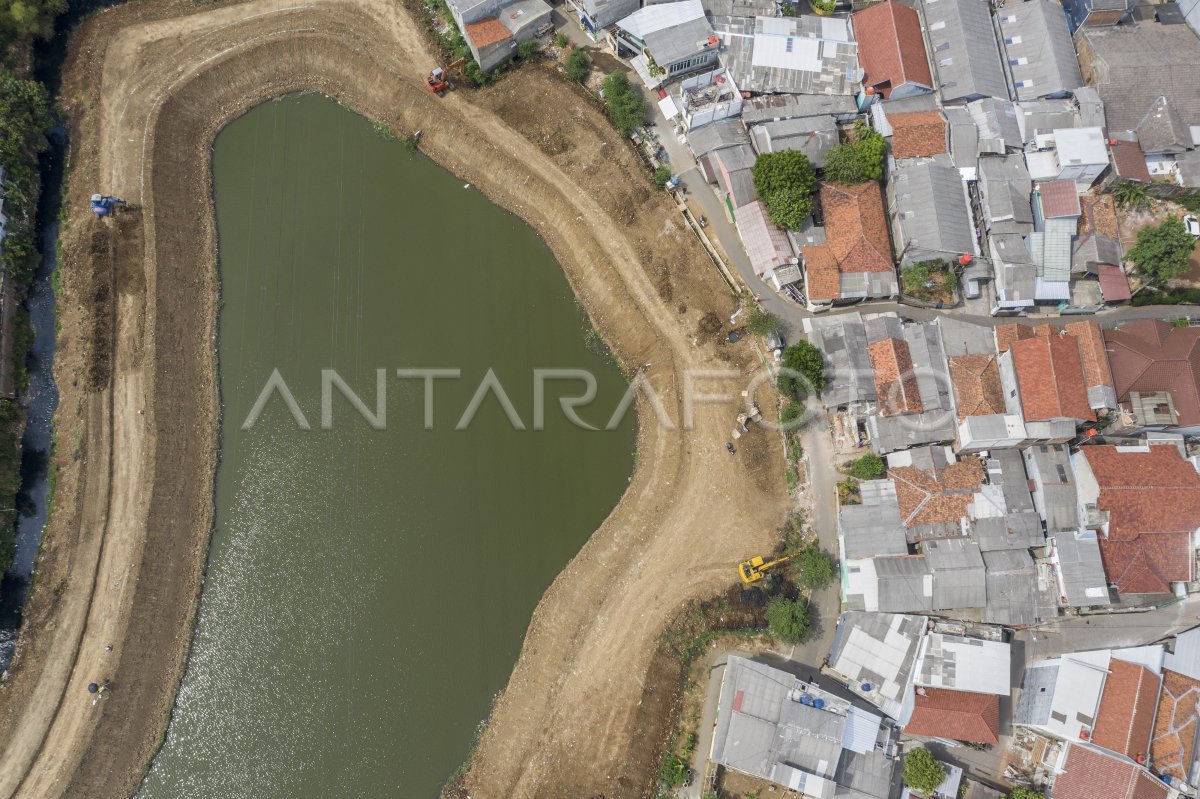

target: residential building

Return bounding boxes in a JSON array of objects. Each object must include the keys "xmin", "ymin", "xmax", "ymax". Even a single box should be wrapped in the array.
[
  {"xmin": 1015, "ymin": 649, "xmax": 1112, "ymax": 741},
  {"xmin": 1150, "ymin": 666, "xmax": 1200, "ymax": 787},
  {"xmin": 1029, "ymin": 181, "xmax": 1080, "ymax": 303},
  {"xmin": 1000, "ymin": 332, "xmax": 1094, "ymax": 435},
  {"xmin": 1104, "ymin": 319, "xmax": 1200, "ymax": 434},
  {"xmin": 1015, "ymin": 98, "xmax": 1081, "ymax": 144},
  {"xmin": 803, "ymin": 312, "xmax": 877, "ymax": 410},
  {"xmin": 1064, "ymin": 321, "xmax": 1117, "ymax": 412},
  {"xmin": 740, "ymin": 92, "xmax": 859, "ymax": 125},
  {"xmin": 1062, "ymin": 0, "xmax": 1134, "ymax": 28},
  {"xmin": 905, "ymin": 688, "xmax": 1001, "ymax": 744},
  {"xmin": 921, "ymin": 0, "xmax": 1009, "ymax": 104},
  {"xmin": 839, "ymin": 479, "xmax": 909, "ymax": 562},
  {"xmin": 922, "ymin": 537, "xmax": 987, "ymax": 610},
  {"xmin": 887, "ymin": 445, "xmax": 983, "ymax": 540},
  {"xmin": 1091, "ymin": 657, "xmax": 1161, "ymax": 760},
  {"xmin": 887, "ymin": 110, "xmax": 948, "ymax": 159},
  {"xmin": 802, "ymin": 182, "xmax": 896, "ymax": 308},
  {"xmin": 913, "ymin": 632, "xmax": 1011, "ymax": 695},
  {"xmin": 1050, "ymin": 529, "xmax": 1113, "ymax": 607},
  {"xmin": 673, "ymin": 67, "xmax": 742, "ymax": 131},
  {"xmin": 463, "ymin": 18, "xmax": 518, "ymax": 71},
  {"xmin": 719, "ymin": 15, "xmax": 861, "ymax": 95},
  {"xmin": 711, "ymin": 656, "xmax": 897, "ymax": 798},
  {"xmin": 1023, "ymin": 444, "xmax": 1082, "ymax": 531},
  {"xmin": 1049, "ymin": 743, "xmax": 1168, "ymax": 799},
  {"xmin": 845, "ymin": 554, "xmax": 933, "ymax": 612},
  {"xmin": 736, "ymin": 201, "xmax": 799, "ymax": 291},
  {"xmin": 564, "ymin": 0, "xmax": 639, "ymax": 36},
  {"xmin": 749, "ymin": 115, "xmax": 839, "ymax": 167},
  {"xmin": 969, "ymin": 97, "xmax": 1023, "ymax": 154},
  {"xmin": 827, "ymin": 611, "xmax": 928, "ymax": 721},
  {"xmin": 614, "ymin": 1, "xmax": 718, "ymax": 87},
  {"xmin": 1074, "ymin": 443, "xmax": 1200, "ymax": 596},
  {"xmin": 982, "ymin": 548, "xmax": 1041, "ymax": 626},
  {"xmin": 997, "ymin": 0, "xmax": 1084, "ymax": 101},
  {"xmin": 1075, "ymin": 21, "xmax": 1200, "ymax": 178},
  {"xmin": 852, "ymin": 0, "xmax": 933, "ymax": 100},
  {"xmin": 1025, "ymin": 127, "xmax": 1110, "ymax": 188},
  {"xmin": 888, "ymin": 160, "xmax": 975, "ymax": 265}
]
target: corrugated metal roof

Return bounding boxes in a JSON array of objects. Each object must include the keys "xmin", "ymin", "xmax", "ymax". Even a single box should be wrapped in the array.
[
  {"xmin": 982, "ymin": 548, "xmax": 1039, "ymax": 626},
  {"xmin": 829, "ymin": 612, "xmax": 927, "ymax": 720},
  {"xmin": 736, "ymin": 200, "xmax": 794, "ymax": 277},
  {"xmin": 840, "ymin": 479, "xmax": 909, "ymax": 560},
  {"xmin": 718, "ymin": 14, "xmax": 861, "ymax": 95},
  {"xmin": 997, "ymin": 0, "xmax": 1083, "ymax": 101},
  {"xmin": 892, "ymin": 160, "xmax": 975, "ymax": 257},
  {"xmin": 923, "ymin": 0, "xmax": 1010, "ymax": 103},
  {"xmin": 1054, "ymin": 530, "xmax": 1113, "ymax": 607},
  {"xmin": 616, "ymin": 0, "xmax": 704, "ymax": 38},
  {"xmin": 915, "ymin": 632, "xmax": 1012, "ymax": 695}
]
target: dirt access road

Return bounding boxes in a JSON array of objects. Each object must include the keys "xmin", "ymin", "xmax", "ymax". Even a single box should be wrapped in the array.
[{"xmin": 0, "ymin": 1, "xmax": 789, "ymax": 797}]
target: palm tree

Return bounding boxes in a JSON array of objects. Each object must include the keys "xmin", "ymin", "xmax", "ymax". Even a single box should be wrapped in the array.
[{"xmin": 1111, "ymin": 180, "xmax": 1150, "ymax": 210}]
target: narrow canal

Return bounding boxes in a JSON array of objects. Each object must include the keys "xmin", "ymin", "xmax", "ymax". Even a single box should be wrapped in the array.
[{"xmin": 137, "ymin": 94, "xmax": 635, "ymax": 797}]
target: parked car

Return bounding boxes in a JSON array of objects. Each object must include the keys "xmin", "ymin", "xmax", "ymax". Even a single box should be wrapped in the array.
[
  {"xmin": 1185, "ymin": 215, "xmax": 1200, "ymax": 238},
  {"xmin": 766, "ymin": 331, "xmax": 784, "ymax": 351}
]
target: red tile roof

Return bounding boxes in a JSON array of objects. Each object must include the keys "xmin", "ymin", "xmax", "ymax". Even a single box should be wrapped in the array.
[
  {"xmin": 995, "ymin": 322, "xmax": 1034, "ymax": 353},
  {"xmin": 1093, "ymin": 659, "xmax": 1162, "ymax": 759},
  {"xmin": 1104, "ymin": 319, "xmax": 1200, "ymax": 427},
  {"xmin": 905, "ymin": 688, "xmax": 1000, "ymax": 745},
  {"xmin": 805, "ymin": 182, "xmax": 893, "ymax": 302},
  {"xmin": 1053, "ymin": 744, "xmax": 1169, "ymax": 799},
  {"xmin": 1151, "ymin": 669, "xmax": 1200, "ymax": 782},
  {"xmin": 1065, "ymin": 321, "xmax": 1116, "ymax": 395},
  {"xmin": 465, "ymin": 17, "xmax": 513, "ymax": 48},
  {"xmin": 1111, "ymin": 139, "xmax": 1152, "ymax": 182},
  {"xmin": 1010, "ymin": 334, "xmax": 1094, "ymax": 422},
  {"xmin": 1100, "ymin": 534, "xmax": 1194, "ymax": 595},
  {"xmin": 1037, "ymin": 180, "xmax": 1083, "ymax": 219},
  {"xmin": 1081, "ymin": 444, "xmax": 1200, "ymax": 594},
  {"xmin": 948, "ymin": 354, "xmax": 1005, "ymax": 420},
  {"xmin": 869, "ymin": 337, "xmax": 923, "ymax": 416},
  {"xmin": 888, "ymin": 110, "xmax": 947, "ymax": 159},
  {"xmin": 803, "ymin": 244, "xmax": 841, "ymax": 302},
  {"xmin": 891, "ymin": 458, "xmax": 985, "ymax": 529},
  {"xmin": 852, "ymin": 0, "xmax": 933, "ymax": 99}
]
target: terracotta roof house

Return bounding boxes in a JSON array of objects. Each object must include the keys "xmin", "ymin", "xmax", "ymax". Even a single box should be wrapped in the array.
[
  {"xmin": 802, "ymin": 182, "xmax": 896, "ymax": 308},
  {"xmin": 1003, "ymin": 333, "xmax": 1094, "ymax": 425},
  {"xmin": 1104, "ymin": 320, "xmax": 1200, "ymax": 433},
  {"xmin": 1092, "ymin": 659, "xmax": 1162, "ymax": 760},
  {"xmin": 1064, "ymin": 321, "xmax": 1117, "ymax": 411},
  {"xmin": 1075, "ymin": 444, "xmax": 1200, "ymax": 595},
  {"xmin": 994, "ymin": 322, "xmax": 1034, "ymax": 354},
  {"xmin": 887, "ymin": 110, "xmax": 947, "ymax": 159},
  {"xmin": 1150, "ymin": 669, "xmax": 1200, "ymax": 784},
  {"xmin": 1110, "ymin": 138, "xmax": 1152, "ymax": 183},
  {"xmin": 905, "ymin": 688, "xmax": 1000, "ymax": 745},
  {"xmin": 948, "ymin": 355, "xmax": 1005, "ymax": 420},
  {"xmin": 1050, "ymin": 743, "xmax": 1168, "ymax": 799},
  {"xmin": 889, "ymin": 453, "xmax": 985, "ymax": 537},
  {"xmin": 463, "ymin": 17, "xmax": 517, "ymax": 71},
  {"xmin": 869, "ymin": 337, "xmax": 923, "ymax": 416},
  {"xmin": 1035, "ymin": 179, "xmax": 1083, "ymax": 220},
  {"xmin": 852, "ymin": 0, "xmax": 933, "ymax": 100}
]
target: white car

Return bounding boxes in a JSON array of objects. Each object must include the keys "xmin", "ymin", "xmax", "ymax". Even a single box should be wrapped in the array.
[{"xmin": 1185, "ymin": 215, "xmax": 1200, "ymax": 238}]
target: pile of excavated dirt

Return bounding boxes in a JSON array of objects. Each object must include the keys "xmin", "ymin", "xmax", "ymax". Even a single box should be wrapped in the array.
[{"xmin": 0, "ymin": 2, "xmax": 788, "ymax": 797}]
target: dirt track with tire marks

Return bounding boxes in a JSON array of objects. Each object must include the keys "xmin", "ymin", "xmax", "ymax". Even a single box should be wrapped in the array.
[{"xmin": 0, "ymin": 2, "xmax": 787, "ymax": 797}]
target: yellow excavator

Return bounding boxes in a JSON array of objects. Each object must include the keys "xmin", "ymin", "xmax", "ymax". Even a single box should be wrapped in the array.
[{"xmin": 738, "ymin": 555, "xmax": 790, "ymax": 584}]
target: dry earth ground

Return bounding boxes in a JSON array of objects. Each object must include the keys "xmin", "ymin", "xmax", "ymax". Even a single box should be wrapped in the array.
[{"xmin": 0, "ymin": 1, "xmax": 789, "ymax": 798}]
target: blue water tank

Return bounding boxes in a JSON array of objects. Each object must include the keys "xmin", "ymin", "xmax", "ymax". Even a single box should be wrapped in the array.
[
  {"xmin": 813, "ymin": 698, "xmax": 826, "ymax": 709},
  {"xmin": 861, "ymin": 682, "xmax": 873, "ymax": 692},
  {"xmin": 800, "ymin": 694, "xmax": 813, "ymax": 705}
]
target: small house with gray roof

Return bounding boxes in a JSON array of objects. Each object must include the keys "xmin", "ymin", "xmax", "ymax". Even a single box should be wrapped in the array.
[
  {"xmin": 828, "ymin": 611, "xmax": 927, "ymax": 721},
  {"xmin": 888, "ymin": 159, "xmax": 976, "ymax": 265},
  {"xmin": 922, "ymin": 0, "xmax": 1010, "ymax": 104},
  {"xmin": 997, "ymin": 0, "xmax": 1084, "ymax": 101},
  {"xmin": 614, "ymin": 0, "xmax": 718, "ymax": 87}
]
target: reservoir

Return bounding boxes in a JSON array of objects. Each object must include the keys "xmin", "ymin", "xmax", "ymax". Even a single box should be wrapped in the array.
[{"xmin": 139, "ymin": 94, "xmax": 635, "ymax": 798}]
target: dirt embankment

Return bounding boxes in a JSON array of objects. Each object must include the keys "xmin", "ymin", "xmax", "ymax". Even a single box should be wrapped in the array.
[{"xmin": 0, "ymin": 2, "xmax": 788, "ymax": 797}]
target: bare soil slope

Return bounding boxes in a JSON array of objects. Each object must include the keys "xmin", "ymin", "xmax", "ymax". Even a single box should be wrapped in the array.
[{"xmin": 0, "ymin": 2, "xmax": 788, "ymax": 797}]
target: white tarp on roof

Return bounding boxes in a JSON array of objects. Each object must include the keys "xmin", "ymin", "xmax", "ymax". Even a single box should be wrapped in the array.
[{"xmin": 616, "ymin": 0, "xmax": 703, "ymax": 38}]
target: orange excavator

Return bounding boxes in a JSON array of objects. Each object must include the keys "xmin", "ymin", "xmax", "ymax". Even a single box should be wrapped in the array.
[{"xmin": 426, "ymin": 58, "xmax": 466, "ymax": 96}]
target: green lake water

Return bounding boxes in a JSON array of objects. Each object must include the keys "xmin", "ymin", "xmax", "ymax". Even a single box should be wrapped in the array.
[{"xmin": 138, "ymin": 94, "xmax": 635, "ymax": 798}]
